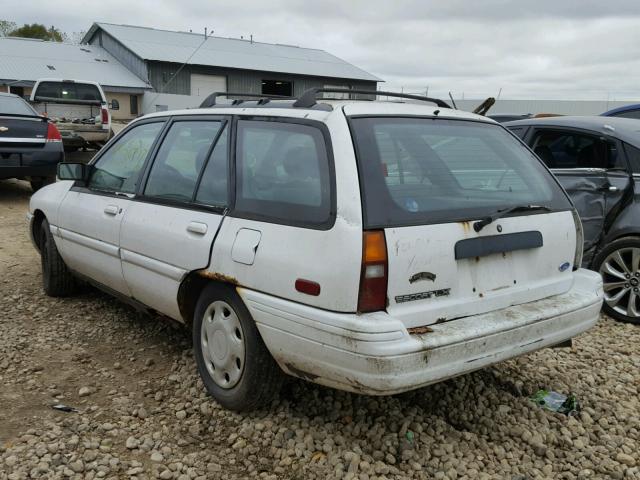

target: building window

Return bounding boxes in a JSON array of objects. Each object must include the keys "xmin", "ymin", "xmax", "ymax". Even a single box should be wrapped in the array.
[
  {"xmin": 130, "ymin": 95, "xmax": 138, "ymax": 115},
  {"xmin": 261, "ymin": 80, "xmax": 293, "ymax": 97},
  {"xmin": 9, "ymin": 86, "xmax": 25, "ymax": 98}
]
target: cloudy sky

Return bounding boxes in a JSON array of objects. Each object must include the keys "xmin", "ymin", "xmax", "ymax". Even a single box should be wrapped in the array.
[{"xmin": 8, "ymin": 0, "xmax": 640, "ymax": 100}]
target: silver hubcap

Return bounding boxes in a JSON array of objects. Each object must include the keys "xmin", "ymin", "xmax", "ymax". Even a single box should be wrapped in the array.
[
  {"xmin": 600, "ymin": 247, "xmax": 640, "ymax": 318},
  {"xmin": 200, "ymin": 301, "xmax": 245, "ymax": 388}
]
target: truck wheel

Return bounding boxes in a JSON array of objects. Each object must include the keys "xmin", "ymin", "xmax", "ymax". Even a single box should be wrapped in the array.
[
  {"xmin": 593, "ymin": 236, "xmax": 640, "ymax": 324},
  {"xmin": 193, "ymin": 283, "xmax": 284, "ymax": 411},
  {"xmin": 40, "ymin": 219, "xmax": 77, "ymax": 297},
  {"xmin": 30, "ymin": 176, "xmax": 55, "ymax": 192}
]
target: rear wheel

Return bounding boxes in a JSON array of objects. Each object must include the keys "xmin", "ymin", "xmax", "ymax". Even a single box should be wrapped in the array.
[
  {"xmin": 40, "ymin": 219, "xmax": 77, "ymax": 297},
  {"xmin": 192, "ymin": 283, "xmax": 284, "ymax": 411},
  {"xmin": 30, "ymin": 176, "xmax": 55, "ymax": 192},
  {"xmin": 594, "ymin": 236, "xmax": 640, "ymax": 324}
]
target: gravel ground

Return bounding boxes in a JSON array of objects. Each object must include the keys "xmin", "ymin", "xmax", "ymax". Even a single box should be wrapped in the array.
[{"xmin": 1, "ymin": 178, "xmax": 639, "ymax": 480}]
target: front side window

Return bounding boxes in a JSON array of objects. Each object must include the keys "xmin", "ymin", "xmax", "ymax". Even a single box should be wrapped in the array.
[
  {"xmin": 235, "ymin": 120, "xmax": 331, "ymax": 226},
  {"xmin": 144, "ymin": 120, "xmax": 223, "ymax": 202},
  {"xmin": 351, "ymin": 117, "xmax": 571, "ymax": 228},
  {"xmin": 195, "ymin": 124, "xmax": 229, "ymax": 206},
  {"xmin": 531, "ymin": 130, "xmax": 623, "ymax": 170},
  {"xmin": 89, "ymin": 122, "xmax": 163, "ymax": 193}
]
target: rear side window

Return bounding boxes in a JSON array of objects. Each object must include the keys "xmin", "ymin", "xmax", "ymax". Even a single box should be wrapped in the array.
[
  {"xmin": 0, "ymin": 95, "xmax": 36, "ymax": 115},
  {"xmin": 235, "ymin": 120, "xmax": 332, "ymax": 226},
  {"xmin": 89, "ymin": 122, "xmax": 163, "ymax": 193},
  {"xmin": 144, "ymin": 120, "xmax": 223, "ymax": 202},
  {"xmin": 624, "ymin": 143, "xmax": 640, "ymax": 174},
  {"xmin": 34, "ymin": 81, "xmax": 102, "ymax": 103},
  {"xmin": 531, "ymin": 130, "xmax": 624, "ymax": 170},
  {"xmin": 195, "ymin": 124, "xmax": 229, "ymax": 206}
]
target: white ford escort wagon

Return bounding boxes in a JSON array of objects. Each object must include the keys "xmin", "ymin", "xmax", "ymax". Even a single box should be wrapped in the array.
[{"xmin": 28, "ymin": 89, "xmax": 604, "ymax": 411}]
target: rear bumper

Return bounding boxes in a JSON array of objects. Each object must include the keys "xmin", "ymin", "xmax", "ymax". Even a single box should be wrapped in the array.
[
  {"xmin": 239, "ymin": 269, "xmax": 603, "ymax": 395},
  {"xmin": 0, "ymin": 145, "xmax": 62, "ymax": 179}
]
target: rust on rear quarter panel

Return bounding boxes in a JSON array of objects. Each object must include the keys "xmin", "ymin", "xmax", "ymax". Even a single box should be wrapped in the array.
[
  {"xmin": 407, "ymin": 325, "xmax": 434, "ymax": 335},
  {"xmin": 198, "ymin": 270, "xmax": 239, "ymax": 285}
]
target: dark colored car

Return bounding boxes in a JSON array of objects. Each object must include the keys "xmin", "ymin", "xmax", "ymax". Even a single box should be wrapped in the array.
[
  {"xmin": 506, "ymin": 116, "xmax": 640, "ymax": 324},
  {"xmin": 601, "ymin": 103, "xmax": 640, "ymax": 120},
  {"xmin": 0, "ymin": 92, "xmax": 63, "ymax": 191}
]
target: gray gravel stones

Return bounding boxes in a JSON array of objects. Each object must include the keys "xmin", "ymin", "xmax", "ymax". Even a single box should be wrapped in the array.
[{"xmin": 0, "ymin": 180, "xmax": 639, "ymax": 479}]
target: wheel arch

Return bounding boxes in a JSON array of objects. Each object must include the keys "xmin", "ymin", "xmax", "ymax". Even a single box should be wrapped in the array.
[
  {"xmin": 31, "ymin": 209, "xmax": 47, "ymax": 251},
  {"xmin": 177, "ymin": 270, "xmax": 240, "ymax": 327}
]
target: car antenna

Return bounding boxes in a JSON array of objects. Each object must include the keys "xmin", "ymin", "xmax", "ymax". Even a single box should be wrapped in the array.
[{"xmin": 448, "ymin": 92, "xmax": 458, "ymax": 109}]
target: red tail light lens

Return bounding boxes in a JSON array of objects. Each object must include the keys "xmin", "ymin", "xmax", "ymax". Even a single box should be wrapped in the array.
[
  {"xmin": 101, "ymin": 107, "xmax": 109, "ymax": 125},
  {"xmin": 358, "ymin": 230, "xmax": 388, "ymax": 312},
  {"xmin": 46, "ymin": 122, "xmax": 62, "ymax": 142}
]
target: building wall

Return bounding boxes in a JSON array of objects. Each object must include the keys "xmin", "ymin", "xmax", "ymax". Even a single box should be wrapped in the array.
[
  {"xmin": 146, "ymin": 61, "xmax": 377, "ymax": 97},
  {"xmin": 88, "ymin": 31, "xmax": 149, "ymax": 84},
  {"xmin": 104, "ymin": 91, "xmax": 141, "ymax": 120}
]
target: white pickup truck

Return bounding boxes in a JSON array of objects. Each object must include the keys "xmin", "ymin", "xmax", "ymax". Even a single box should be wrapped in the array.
[{"xmin": 29, "ymin": 79, "xmax": 112, "ymax": 151}]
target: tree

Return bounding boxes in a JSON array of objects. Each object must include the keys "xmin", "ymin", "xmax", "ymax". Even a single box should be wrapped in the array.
[
  {"xmin": 0, "ymin": 20, "xmax": 17, "ymax": 36},
  {"xmin": 8, "ymin": 23, "xmax": 64, "ymax": 42}
]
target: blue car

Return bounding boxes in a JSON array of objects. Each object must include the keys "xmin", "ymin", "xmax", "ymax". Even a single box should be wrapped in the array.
[{"xmin": 602, "ymin": 104, "xmax": 640, "ymax": 120}]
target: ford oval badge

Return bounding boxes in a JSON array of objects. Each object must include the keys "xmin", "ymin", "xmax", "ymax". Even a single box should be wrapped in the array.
[{"xmin": 559, "ymin": 262, "xmax": 571, "ymax": 272}]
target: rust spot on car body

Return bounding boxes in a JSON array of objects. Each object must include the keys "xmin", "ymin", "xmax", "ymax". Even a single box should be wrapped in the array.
[
  {"xmin": 460, "ymin": 221, "xmax": 471, "ymax": 233},
  {"xmin": 407, "ymin": 325, "xmax": 434, "ymax": 335},
  {"xmin": 198, "ymin": 270, "xmax": 239, "ymax": 285}
]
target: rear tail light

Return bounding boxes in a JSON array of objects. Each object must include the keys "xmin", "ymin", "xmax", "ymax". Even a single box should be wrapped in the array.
[
  {"xmin": 46, "ymin": 122, "xmax": 62, "ymax": 142},
  {"xmin": 358, "ymin": 230, "xmax": 388, "ymax": 312},
  {"xmin": 101, "ymin": 107, "xmax": 109, "ymax": 125},
  {"xmin": 571, "ymin": 209, "xmax": 584, "ymax": 270}
]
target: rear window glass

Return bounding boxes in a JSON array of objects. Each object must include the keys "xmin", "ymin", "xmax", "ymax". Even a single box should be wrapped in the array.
[
  {"xmin": 351, "ymin": 118, "xmax": 571, "ymax": 228},
  {"xmin": 34, "ymin": 81, "xmax": 102, "ymax": 103},
  {"xmin": 0, "ymin": 95, "xmax": 36, "ymax": 115}
]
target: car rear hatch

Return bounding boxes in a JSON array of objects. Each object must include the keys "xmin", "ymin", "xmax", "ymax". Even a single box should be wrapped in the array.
[{"xmin": 347, "ymin": 107, "xmax": 578, "ymax": 328}]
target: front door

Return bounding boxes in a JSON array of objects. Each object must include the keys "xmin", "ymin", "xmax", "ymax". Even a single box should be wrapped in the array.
[
  {"xmin": 527, "ymin": 127, "xmax": 631, "ymax": 265},
  {"xmin": 119, "ymin": 117, "xmax": 229, "ymax": 320},
  {"xmin": 57, "ymin": 120, "xmax": 165, "ymax": 294}
]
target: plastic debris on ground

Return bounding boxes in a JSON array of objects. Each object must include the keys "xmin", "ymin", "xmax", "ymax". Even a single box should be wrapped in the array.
[
  {"xmin": 530, "ymin": 389, "xmax": 579, "ymax": 416},
  {"xmin": 51, "ymin": 403, "xmax": 78, "ymax": 413}
]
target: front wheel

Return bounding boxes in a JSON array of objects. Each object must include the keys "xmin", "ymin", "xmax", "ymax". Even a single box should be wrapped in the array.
[
  {"xmin": 593, "ymin": 236, "xmax": 640, "ymax": 324},
  {"xmin": 193, "ymin": 284, "xmax": 284, "ymax": 411}
]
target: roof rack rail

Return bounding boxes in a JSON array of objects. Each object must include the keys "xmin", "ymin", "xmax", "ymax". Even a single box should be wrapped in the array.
[
  {"xmin": 199, "ymin": 92, "xmax": 293, "ymax": 108},
  {"xmin": 293, "ymin": 88, "xmax": 452, "ymax": 109}
]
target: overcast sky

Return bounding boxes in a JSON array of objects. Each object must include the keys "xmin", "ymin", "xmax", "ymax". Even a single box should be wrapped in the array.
[{"xmin": 8, "ymin": 0, "xmax": 640, "ymax": 100}]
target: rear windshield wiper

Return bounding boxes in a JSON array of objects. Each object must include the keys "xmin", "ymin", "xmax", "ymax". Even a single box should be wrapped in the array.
[{"xmin": 473, "ymin": 205, "xmax": 552, "ymax": 232}]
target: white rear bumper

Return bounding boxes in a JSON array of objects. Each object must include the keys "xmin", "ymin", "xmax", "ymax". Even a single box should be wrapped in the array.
[{"xmin": 239, "ymin": 269, "xmax": 603, "ymax": 395}]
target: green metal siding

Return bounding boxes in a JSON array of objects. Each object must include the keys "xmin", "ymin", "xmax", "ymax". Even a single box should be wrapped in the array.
[{"xmin": 146, "ymin": 61, "xmax": 377, "ymax": 96}]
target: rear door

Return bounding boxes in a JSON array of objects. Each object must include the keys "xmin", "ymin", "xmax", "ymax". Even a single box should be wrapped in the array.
[
  {"xmin": 119, "ymin": 116, "xmax": 229, "ymax": 320},
  {"xmin": 57, "ymin": 120, "xmax": 165, "ymax": 294},
  {"xmin": 349, "ymin": 115, "xmax": 577, "ymax": 328},
  {"xmin": 525, "ymin": 127, "xmax": 631, "ymax": 265}
]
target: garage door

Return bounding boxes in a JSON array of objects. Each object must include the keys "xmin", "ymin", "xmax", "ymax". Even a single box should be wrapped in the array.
[{"xmin": 190, "ymin": 74, "xmax": 227, "ymax": 97}]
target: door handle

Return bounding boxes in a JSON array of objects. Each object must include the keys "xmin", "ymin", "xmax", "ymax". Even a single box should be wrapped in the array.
[
  {"xmin": 104, "ymin": 205, "xmax": 119, "ymax": 216},
  {"xmin": 187, "ymin": 222, "xmax": 208, "ymax": 235}
]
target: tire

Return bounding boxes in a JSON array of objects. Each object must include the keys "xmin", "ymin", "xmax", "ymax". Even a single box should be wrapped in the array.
[
  {"xmin": 593, "ymin": 236, "xmax": 640, "ymax": 324},
  {"xmin": 30, "ymin": 176, "xmax": 55, "ymax": 192},
  {"xmin": 40, "ymin": 219, "xmax": 77, "ymax": 297},
  {"xmin": 193, "ymin": 283, "xmax": 284, "ymax": 411}
]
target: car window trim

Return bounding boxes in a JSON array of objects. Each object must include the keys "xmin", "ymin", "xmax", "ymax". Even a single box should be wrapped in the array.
[
  {"xmin": 71, "ymin": 117, "xmax": 169, "ymax": 195},
  {"xmin": 229, "ymin": 115, "xmax": 337, "ymax": 231}
]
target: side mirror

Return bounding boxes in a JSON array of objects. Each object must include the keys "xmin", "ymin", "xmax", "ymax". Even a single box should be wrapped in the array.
[{"xmin": 57, "ymin": 162, "xmax": 89, "ymax": 182}]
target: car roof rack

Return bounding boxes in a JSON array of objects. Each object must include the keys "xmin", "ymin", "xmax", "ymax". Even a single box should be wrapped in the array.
[
  {"xmin": 199, "ymin": 92, "xmax": 294, "ymax": 108},
  {"xmin": 292, "ymin": 88, "xmax": 452, "ymax": 109}
]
